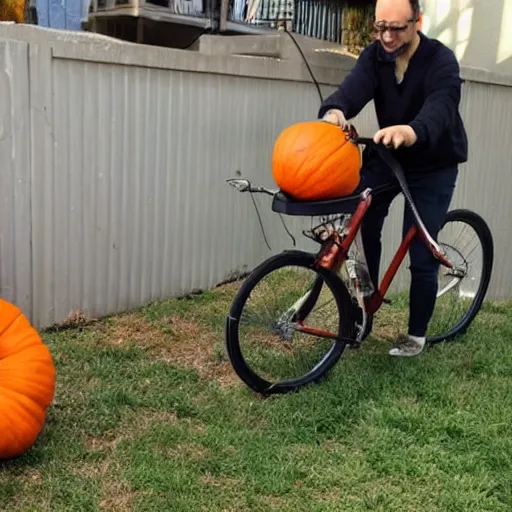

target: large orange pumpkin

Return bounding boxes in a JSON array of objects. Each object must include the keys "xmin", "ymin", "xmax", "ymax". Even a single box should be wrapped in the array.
[
  {"xmin": 271, "ymin": 121, "xmax": 362, "ymax": 201},
  {"xmin": 0, "ymin": 298, "xmax": 56, "ymax": 460}
]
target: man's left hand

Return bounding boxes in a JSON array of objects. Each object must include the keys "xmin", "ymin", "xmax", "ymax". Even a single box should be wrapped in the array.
[{"xmin": 373, "ymin": 125, "xmax": 417, "ymax": 149}]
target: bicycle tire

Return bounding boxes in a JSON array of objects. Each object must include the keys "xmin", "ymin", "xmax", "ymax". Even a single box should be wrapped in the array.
[
  {"xmin": 427, "ymin": 209, "xmax": 494, "ymax": 345},
  {"xmin": 225, "ymin": 250, "xmax": 356, "ymax": 394}
]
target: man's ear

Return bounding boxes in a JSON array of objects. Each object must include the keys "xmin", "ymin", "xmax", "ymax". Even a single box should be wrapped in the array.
[{"xmin": 417, "ymin": 13, "xmax": 423, "ymax": 31}]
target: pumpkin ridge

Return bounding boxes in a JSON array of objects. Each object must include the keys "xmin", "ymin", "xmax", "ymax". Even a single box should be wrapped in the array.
[
  {"xmin": 0, "ymin": 370, "xmax": 56, "ymax": 408},
  {"xmin": 280, "ymin": 131, "xmax": 342, "ymax": 197},
  {"xmin": 0, "ymin": 384, "xmax": 47, "ymax": 409},
  {"xmin": 320, "ymin": 142, "xmax": 361, "ymax": 196},
  {"xmin": 299, "ymin": 139, "xmax": 355, "ymax": 197},
  {"xmin": 0, "ymin": 300, "xmax": 23, "ymax": 339},
  {"xmin": 0, "ymin": 321, "xmax": 45, "ymax": 360},
  {"xmin": 295, "ymin": 138, "xmax": 345, "ymax": 191},
  {"xmin": 0, "ymin": 336, "xmax": 52, "ymax": 356}
]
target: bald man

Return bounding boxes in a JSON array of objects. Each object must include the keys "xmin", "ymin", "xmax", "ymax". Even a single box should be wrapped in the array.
[{"xmin": 319, "ymin": 0, "xmax": 468, "ymax": 356}]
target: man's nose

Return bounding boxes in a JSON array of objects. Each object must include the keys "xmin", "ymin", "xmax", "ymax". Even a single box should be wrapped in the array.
[{"xmin": 381, "ymin": 30, "xmax": 394, "ymax": 43}]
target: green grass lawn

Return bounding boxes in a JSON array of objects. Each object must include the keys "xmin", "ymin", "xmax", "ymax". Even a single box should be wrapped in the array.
[{"xmin": 1, "ymin": 282, "xmax": 512, "ymax": 511}]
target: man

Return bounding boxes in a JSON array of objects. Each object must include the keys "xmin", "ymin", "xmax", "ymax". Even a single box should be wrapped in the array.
[{"xmin": 319, "ymin": 0, "xmax": 468, "ymax": 356}]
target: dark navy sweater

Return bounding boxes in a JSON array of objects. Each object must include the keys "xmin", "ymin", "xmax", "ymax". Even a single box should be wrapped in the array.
[{"xmin": 318, "ymin": 32, "xmax": 468, "ymax": 173}]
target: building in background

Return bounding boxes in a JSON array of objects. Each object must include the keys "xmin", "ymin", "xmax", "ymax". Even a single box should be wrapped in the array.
[
  {"xmin": 35, "ymin": 0, "xmax": 86, "ymax": 30},
  {"xmin": 81, "ymin": 0, "xmax": 364, "ymax": 47},
  {"xmin": 3, "ymin": 0, "xmax": 509, "ymax": 76},
  {"xmin": 78, "ymin": 0, "xmax": 375, "ymax": 47}
]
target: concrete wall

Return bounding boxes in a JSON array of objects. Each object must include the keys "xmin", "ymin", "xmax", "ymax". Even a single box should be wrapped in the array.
[{"xmin": 0, "ymin": 24, "xmax": 511, "ymax": 329}]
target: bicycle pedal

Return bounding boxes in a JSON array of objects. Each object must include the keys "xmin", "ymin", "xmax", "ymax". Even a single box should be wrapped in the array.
[{"xmin": 347, "ymin": 337, "xmax": 362, "ymax": 349}]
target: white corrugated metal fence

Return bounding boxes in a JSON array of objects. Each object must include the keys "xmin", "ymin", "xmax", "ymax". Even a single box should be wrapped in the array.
[{"xmin": 0, "ymin": 27, "xmax": 511, "ymax": 328}]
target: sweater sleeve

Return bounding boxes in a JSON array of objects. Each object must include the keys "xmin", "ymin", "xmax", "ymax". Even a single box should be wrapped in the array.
[
  {"xmin": 318, "ymin": 44, "xmax": 377, "ymax": 120},
  {"xmin": 408, "ymin": 48, "xmax": 463, "ymax": 149}
]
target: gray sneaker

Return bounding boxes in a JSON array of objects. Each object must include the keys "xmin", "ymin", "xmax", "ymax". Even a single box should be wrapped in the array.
[{"xmin": 389, "ymin": 335, "xmax": 425, "ymax": 357}]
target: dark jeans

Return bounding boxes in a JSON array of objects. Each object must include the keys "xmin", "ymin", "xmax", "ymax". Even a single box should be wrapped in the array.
[{"xmin": 357, "ymin": 154, "xmax": 458, "ymax": 337}]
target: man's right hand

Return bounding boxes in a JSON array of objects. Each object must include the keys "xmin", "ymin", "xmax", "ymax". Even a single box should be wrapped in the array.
[{"xmin": 322, "ymin": 109, "xmax": 349, "ymax": 130}]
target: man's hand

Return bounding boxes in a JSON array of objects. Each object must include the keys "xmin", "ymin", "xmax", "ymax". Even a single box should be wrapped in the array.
[
  {"xmin": 373, "ymin": 125, "xmax": 417, "ymax": 149},
  {"xmin": 322, "ymin": 109, "xmax": 350, "ymax": 130}
]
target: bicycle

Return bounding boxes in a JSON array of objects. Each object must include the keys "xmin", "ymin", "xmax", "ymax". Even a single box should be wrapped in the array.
[{"xmin": 224, "ymin": 130, "xmax": 494, "ymax": 395}]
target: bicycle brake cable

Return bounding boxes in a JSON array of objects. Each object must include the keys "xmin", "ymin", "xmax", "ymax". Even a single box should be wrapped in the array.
[
  {"xmin": 372, "ymin": 143, "xmax": 442, "ymax": 253},
  {"xmin": 248, "ymin": 191, "xmax": 272, "ymax": 251}
]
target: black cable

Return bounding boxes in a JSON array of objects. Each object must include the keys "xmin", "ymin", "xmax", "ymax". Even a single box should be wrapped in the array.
[
  {"xmin": 239, "ymin": 25, "xmax": 327, "ymax": 250},
  {"xmin": 249, "ymin": 192, "xmax": 272, "ymax": 251},
  {"xmin": 180, "ymin": 26, "xmax": 213, "ymax": 50},
  {"xmin": 278, "ymin": 213, "xmax": 296, "ymax": 246},
  {"xmin": 274, "ymin": 28, "xmax": 325, "ymax": 247},
  {"xmin": 282, "ymin": 28, "xmax": 324, "ymax": 105}
]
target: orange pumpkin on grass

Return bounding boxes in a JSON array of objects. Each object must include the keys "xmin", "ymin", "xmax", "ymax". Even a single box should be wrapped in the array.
[
  {"xmin": 0, "ymin": 298, "xmax": 56, "ymax": 460},
  {"xmin": 271, "ymin": 121, "xmax": 362, "ymax": 201}
]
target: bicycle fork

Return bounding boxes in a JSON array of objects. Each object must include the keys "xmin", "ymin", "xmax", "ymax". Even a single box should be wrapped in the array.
[{"xmin": 274, "ymin": 234, "xmax": 367, "ymax": 347}]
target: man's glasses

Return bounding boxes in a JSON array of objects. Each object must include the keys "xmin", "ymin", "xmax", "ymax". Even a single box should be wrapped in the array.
[{"xmin": 372, "ymin": 18, "xmax": 418, "ymax": 34}]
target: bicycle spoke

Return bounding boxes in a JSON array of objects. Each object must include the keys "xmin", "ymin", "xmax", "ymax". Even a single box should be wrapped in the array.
[
  {"xmin": 427, "ymin": 218, "xmax": 485, "ymax": 338},
  {"xmin": 237, "ymin": 265, "xmax": 342, "ymax": 384}
]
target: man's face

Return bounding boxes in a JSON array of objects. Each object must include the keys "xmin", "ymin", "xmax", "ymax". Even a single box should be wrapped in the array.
[{"xmin": 374, "ymin": 0, "xmax": 418, "ymax": 54}]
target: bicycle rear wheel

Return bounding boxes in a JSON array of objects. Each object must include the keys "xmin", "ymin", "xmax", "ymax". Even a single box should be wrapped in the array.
[
  {"xmin": 225, "ymin": 250, "xmax": 356, "ymax": 394},
  {"xmin": 426, "ymin": 209, "xmax": 494, "ymax": 344}
]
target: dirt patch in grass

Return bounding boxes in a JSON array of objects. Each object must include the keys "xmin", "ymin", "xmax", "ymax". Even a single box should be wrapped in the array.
[
  {"xmin": 320, "ymin": 439, "xmax": 348, "ymax": 453},
  {"xmin": 130, "ymin": 409, "xmax": 179, "ymax": 433},
  {"xmin": 0, "ymin": 467, "xmax": 42, "ymax": 484},
  {"xmin": 93, "ymin": 313, "xmax": 239, "ymax": 388},
  {"xmin": 86, "ymin": 436, "xmax": 124, "ymax": 453},
  {"xmin": 396, "ymin": 395, "xmax": 420, "ymax": 408},
  {"xmin": 313, "ymin": 489, "xmax": 342, "ymax": 504},
  {"xmin": 373, "ymin": 306, "xmax": 408, "ymax": 341},
  {"xmin": 99, "ymin": 478, "xmax": 138, "ymax": 512},
  {"xmin": 167, "ymin": 442, "xmax": 209, "ymax": 461},
  {"xmin": 156, "ymin": 315, "xmax": 238, "ymax": 388},
  {"xmin": 100, "ymin": 313, "xmax": 170, "ymax": 348},
  {"xmin": 70, "ymin": 460, "xmax": 111, "ymax": 479},
  {"xmin": 73, "ymin": 460, "xmax": 137, "ymax": 512},
  {"xmin": 47, "ymin": 309, "xmax": 99, "ymax": 331},
  {"xmin": 64, "ymin": 455, "xmax": 138, "ymax": 512},
  {"xmin": 85, "ymin": 408, "xmax": 180, "ymax": 453},
  {"xmin": 253, "ymin": 494, "xmax": 291, "ymax": 511}
]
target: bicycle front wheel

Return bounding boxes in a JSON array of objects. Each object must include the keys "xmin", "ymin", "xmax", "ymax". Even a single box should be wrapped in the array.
[
  {"xmin": 427, "ymin": 209, "xmax": 494, "ymax": 344},
  {"xmin": 225, "ymin": 250, "xmax": 356, "ymax": 395}
]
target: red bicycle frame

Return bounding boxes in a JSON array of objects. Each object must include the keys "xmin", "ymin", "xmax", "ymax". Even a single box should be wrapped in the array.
[
  {"xmin": 315, "ymin": 187, "xmax": 454, "ymax": 316},
  {"xmin": 291, "ymin": 133, "xmax": 456, "ymax": 342}
]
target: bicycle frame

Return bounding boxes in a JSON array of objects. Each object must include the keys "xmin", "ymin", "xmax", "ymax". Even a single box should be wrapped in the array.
[
  {"xmin": 227, "ymin": 134, "xmax": 464, "ymax": 343},
  {"xmin": 314, "ymin": 183, "xmax": 453, "ymax": 315},
  {"xmin": 315, "ymin": 136, "xmax": 456, "ymax": 305}
]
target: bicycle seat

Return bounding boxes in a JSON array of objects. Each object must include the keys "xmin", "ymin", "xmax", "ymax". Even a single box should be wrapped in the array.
[
  {"xmin": 271, "ymin": 182, "xmax": 399, "ymax": 217},
  {"xmin": 271, "ymin": 190, "xmax": 362, "ymax": 216}
]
